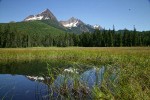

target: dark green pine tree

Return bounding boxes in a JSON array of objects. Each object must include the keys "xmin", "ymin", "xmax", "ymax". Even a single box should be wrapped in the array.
[
  {"xmin": 148, "ymin": 31, "xmax": 150, "ymax": 46},
  {"xmin": 132, "ymin": 26, "xmax": 137, "ymax": 46},
  {"xmin": 96, "ymin": 30, "xmax": 102, "ymax": 47},
  {"xmin": 138, "ymin": 32, "xmax": 142, "ymax": 46},
  {"xmin": 111, "ymin": 25, "xmax": 115, "ymax": 46},
  {"xmin": 68, "ymin": 33, "xmax": 74, "ymax": 46},
  {"xmin": 118, "ymin": 32, "xmax": 123, "ymax": 47},
  {"xmin": 108, "ymin": 29, "xmax": 113, "ymax": 47},
  {"xmin": 101, "ymin": 28, "xmax": 106, "ymax": 47},
  {"xmin": 72, "ymin": 33, "xmax": 79, "ymax": 46},
  {"xmin": 0, "ymin": 25, "xmax": 2, "ymax": 47},
  {"xmin": 123, "ymin": 29, "xmax": 128, "ymax": 46},
  {"xmin": 2, "ymin": 24, "xmax": 11, "ymax": 47},
  {"xmin": 92, "ymin": 30, "xmax": 97, "ymax": 46},
  {"xmin": 127, "ymin": 31, "xmax": 132, "ymax": 46}
]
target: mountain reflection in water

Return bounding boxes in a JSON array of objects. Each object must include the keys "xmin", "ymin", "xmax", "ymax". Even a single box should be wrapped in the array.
[{"xmin": 0, "ymin": 66, "xmax": 118, "ymax": 100}]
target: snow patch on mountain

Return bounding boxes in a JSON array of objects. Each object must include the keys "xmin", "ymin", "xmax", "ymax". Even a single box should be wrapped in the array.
[
  {"xmin": 45, "ymin": 17, "xmax": 50, "ymax": 20},
  {"xmin": 60, "ymin": 17, "xmax": 83, "ymax": 28},
  {"xmin": 25, "ymin": 15, "xmax": 43, "ymax": 21},
  {"xmin": 63, "ymin": 21, "xmax": 79, "ymax": 28}
]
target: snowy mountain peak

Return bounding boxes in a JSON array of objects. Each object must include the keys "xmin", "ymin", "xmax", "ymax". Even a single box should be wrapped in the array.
[
  {"xmin": 60, "ymin": 17, "xmax": 83, "ymax": 28},
  {"xmin": 24, "ymin": 9, "xmax": 58, "ymax": 21}
]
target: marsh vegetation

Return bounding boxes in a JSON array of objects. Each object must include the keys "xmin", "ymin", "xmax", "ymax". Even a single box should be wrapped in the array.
[{"xmin": 0, "ymin": 47, "xmax": 150, "ymax": 100}]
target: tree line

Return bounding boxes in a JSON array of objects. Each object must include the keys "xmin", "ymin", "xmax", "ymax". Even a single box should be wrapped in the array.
[{"xmin": 0, "ymin": 24, "xmax": 150, "ymax": 48}]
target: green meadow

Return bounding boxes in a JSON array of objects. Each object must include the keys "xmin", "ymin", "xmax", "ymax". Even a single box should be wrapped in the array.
[{"xmin": 0, "ymin": 47, "xmax": 150, "ymax": 99}]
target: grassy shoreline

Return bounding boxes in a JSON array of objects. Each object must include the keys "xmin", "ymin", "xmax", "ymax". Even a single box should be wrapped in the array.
[{"xmin": 0, "ymin": 47, "xmax": 149, "ymax": 62}]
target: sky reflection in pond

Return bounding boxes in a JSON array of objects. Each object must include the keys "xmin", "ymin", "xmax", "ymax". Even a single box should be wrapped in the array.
[
  {"xmin": 0, "ymin": 66, "xmax": 118, "ymax": 99},
  {"xmin": 0, "ymin": 74, "xmax": 49, "ymax": 100}
]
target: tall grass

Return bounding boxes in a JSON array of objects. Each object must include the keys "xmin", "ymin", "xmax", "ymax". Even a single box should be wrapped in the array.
[{"xmin": 0, "ymin": 47, "xmax": 150, "ymax": 99}]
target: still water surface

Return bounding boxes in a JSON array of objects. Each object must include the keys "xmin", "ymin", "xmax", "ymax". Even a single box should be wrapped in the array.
[
  {"xmin": 0, "ymin": 74, "xmax": 50, "ymax": 100},
  {"xmin": 0, "ymin": 61, "xmax": 117, "ymax": 100}
]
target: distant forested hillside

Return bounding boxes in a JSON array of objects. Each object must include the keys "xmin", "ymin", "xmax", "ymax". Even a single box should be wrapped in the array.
[{"xmin": 0, "ymin": 21, "xmax": 150, "ymax": 47}]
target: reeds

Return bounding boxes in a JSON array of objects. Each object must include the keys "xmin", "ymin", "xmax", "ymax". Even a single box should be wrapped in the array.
[{"xmin": 0, "ymin": 47, "xmax": 149, "ymax": 99}]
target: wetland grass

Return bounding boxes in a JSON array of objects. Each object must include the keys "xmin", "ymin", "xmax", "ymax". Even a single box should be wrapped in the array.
[{"xmin": 0, "ymin": 47, "xmax": 149, "ymax": 99}]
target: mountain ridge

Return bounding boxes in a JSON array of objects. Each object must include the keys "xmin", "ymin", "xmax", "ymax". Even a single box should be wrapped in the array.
[{"xmin": 23, "ymin": 9, "xmax": 102, "ymax": 33}]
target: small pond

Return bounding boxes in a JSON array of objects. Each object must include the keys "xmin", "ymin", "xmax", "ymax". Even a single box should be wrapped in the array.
[{"xmin": 0, "ymin": 61, "xmax": 118, "ymax": 99}]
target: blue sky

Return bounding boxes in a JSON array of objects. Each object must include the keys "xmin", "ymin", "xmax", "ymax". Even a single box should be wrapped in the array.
[{"xmin": 0, "ymin": 0, "xmax": 150, "ymax": 31}]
